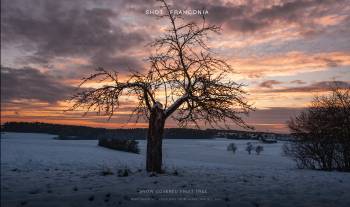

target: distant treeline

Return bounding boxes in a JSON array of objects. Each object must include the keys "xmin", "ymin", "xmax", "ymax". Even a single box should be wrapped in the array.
[
  {"xmin": 1, "ymin": 122, "xmax": 218, "ymax": 140},
  {"xmin": 1, "ymin": 122, "xmax": 292, "ymax": 140}
]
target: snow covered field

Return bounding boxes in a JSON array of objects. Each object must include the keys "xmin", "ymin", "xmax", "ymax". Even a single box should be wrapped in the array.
[{"xmin": 1, "ymin": 132, "xmax": 350, "ymax": 207}]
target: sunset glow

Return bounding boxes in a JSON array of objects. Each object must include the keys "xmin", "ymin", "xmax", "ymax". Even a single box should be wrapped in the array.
[{"xmin": 1, "ymin": 0, "xmax": 350, "ymax": 132}]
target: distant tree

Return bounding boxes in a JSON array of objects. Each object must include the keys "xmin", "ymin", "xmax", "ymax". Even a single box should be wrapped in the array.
[
  {"xmin": 284, "ymin": 85, "xmax": 350, "ymax": 171},
  {"xmin": 70, "ymin": 0, "xmax": 252, "ymax": 173},
  {"xmin": 246, "ymin": 142, "xmax": 254, "ymax": 155},
  {"xmin": 255, "ymin": 145, "xmax": 263, "ymax": 155},
  {"xmin": 227, "ymin": 143, "xmax": 237, "ymax": 154}
]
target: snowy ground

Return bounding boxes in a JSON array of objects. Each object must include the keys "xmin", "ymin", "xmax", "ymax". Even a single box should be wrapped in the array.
[{"xmin": 1, "ymin": 132, "xmax": 350, "ymax": 207}]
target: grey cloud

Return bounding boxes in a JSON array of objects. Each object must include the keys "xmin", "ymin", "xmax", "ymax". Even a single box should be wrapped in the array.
[
  {"xmin": 90, "ymin": 52, "xmax": 144, "ymax": 71},
  {"xmin": 246, "ymin": 107, "xmax": 305, "ymax": 132},
  {"xmin": 1, "ymin": 66, "xmax": 75, "ymax": 103},
  {"xmin": 2, "ymin": 0, "xmax": 148, "ymax": 70},
  {"xmin": 185, "ymin": 0, "xmax": 347, "ymax": 33},
  {"xmin": 248, "ymin": 107, "xmax": 304, "ymax": 124},
  {"xmin": 259, "ymin": 80, "xmax": 282, "ymax": 88},
  {"xmin": 272, "ymin": 81, "xmax": 350, "ymax": 93},
  {"xmin": 254, "ymin": 0, "xmax": 313, "ymax": 22},
  {"xmin": 290, "ymin": 80, "xmax": 306, "ymax": 85}
]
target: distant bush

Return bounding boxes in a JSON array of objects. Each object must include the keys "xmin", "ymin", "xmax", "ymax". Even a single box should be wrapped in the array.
[
  {"xmin": 260, "ymin": 138, "xmax": 277, "ymax": 144},
  {"xmin": 255, "ymin": 145, "xmax": 264, "ymax": 155},
  {"xmin": 246, "ymin": 142, "xmax": 254, "ymax": 155},
  {"xmin": 227, "ymin": 143, "xmax": 237, "ymax": 154},
  {"xmin": 98, "ymin": 138, "xmax": 140, "ymax": 154}
]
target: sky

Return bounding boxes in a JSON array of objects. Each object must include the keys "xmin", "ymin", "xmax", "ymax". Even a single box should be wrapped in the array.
[{"xmin": 1, "ymin": 0, "xmax": 350, "ymax": 133}]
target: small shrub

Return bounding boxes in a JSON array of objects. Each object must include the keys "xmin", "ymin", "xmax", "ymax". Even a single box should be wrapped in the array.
[
  {"xmin": 227, "ymin": 143, "xmax": 237, "ymax": 154},
  {"xmin": 255, "ymin": 145, "xmax": 264, "ymax": 155},
  {"xmin": 118, "ymin": 168, "xmax": 131, "ymax": 177},
  {"xmin": 98, "ymin": 138, "xmax": 140, "ymax": 154},
  {"xmin": 246, "ymin": 142, "xmax": 254, "ymax": 155},
  {"xmin": 100, "ymin": 166, "xmax": 114, "ymax": 176}
]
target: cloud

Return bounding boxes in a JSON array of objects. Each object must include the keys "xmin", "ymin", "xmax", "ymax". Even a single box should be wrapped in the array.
[
  {"xmin": 290, "ymin": 80, "xmax": 306, "ymax": 85},
  {"xmin": 231, "ymin": 51, "xmax": 350, "ymax": 78},
  {"xmin": 247, "ymin": 107, "xmax": 304, "ymax": 123},
  {"xmin": 1, "ymin": 0, "xmax": 349, "ymax": 133},
  {"xmin": 102, "ymin": 0, "xmax": 347, "ymax": 34},
  {"xmin": 90, "ymin": 53, "xmax": 144, "ymax": 72},
  {"xmin": 1, "ymin": 66, "xmax": 75, "ymax": 103},
  {"xmin": 204, "ymin": 0, "xmax": 347, "ymax": 33},
  {"xmin": 259, "ymin": 80, "xmax": 282, "ymax": 88},
  {"xmin": 253, "ymin": 0, "xmax": 318, "ymax": 22},
  {"xmin": 1, "ymin": 0, "xmax": 148, "ymax": 70},
  {"xmin": 271, "ymin": 81, "xmax": 350, "ymax": 93}
]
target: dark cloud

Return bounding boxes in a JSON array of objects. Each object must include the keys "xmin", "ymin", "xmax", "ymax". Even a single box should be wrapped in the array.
[
  {"xmin": 248, "ymin": 107, "xmax": 304, "ymax": 123},
  {"xmin": 90, "ymin": 53, "xmax": 144, "ymax": 71},
  {"xmin": 240, "ymin": 107, "xmax": 304, "ymax": 132},
  {"xmin": 1, "ymin": 66, "xmax": 75, "ymax": 103},
  {"xmin": 185, "ymin": 1, "xmax": 245, "ymax": 22},
  {"xmin": 259, "ymin": 80, "xmax": 282, "ymax": 88},
  {"xmin": 272, "ymin": 81, "xmax": 350, "ymax": 93},
  {"xmin": 1, "ymin": 0, "xmax": 147, "ymax": 70}
]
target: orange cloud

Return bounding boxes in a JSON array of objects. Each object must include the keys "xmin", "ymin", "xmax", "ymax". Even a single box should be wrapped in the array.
[
  {"xmin": 314, "ymin": 15, "xmax": 347, "ymax": 26},
  {"xmin": 229, "ymin": 51, "xmax": 350, "ymax": 78}
]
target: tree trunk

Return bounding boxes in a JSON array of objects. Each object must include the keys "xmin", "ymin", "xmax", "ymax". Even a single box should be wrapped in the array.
[{"xmin": 146, "ymin": 102, "xmax": 165, "ymax": 173}]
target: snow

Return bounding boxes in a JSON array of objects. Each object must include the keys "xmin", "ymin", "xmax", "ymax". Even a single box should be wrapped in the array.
[{"xmin": 1, "ymin": 132, "xmax": 350, "ymax": 207}]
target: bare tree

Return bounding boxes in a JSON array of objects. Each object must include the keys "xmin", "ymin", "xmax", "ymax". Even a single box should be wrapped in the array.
[
  {"xmin": 255, "ymin": 145, "xmax": 263, "ymax": 155},
  {"xmin": 70, "ymin": 0, "xmax": 253, "ymax": 173},
  {"xmin": 284, "ymin": 85, "xmax": 350, "ymax": 171},
  {"xmin": 246, "ymin": 142, "xmax": 254, "ymax": 155},
  {"xmin": 227, "ymin": 143, "xmax": 237, "ymax": 154}
]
